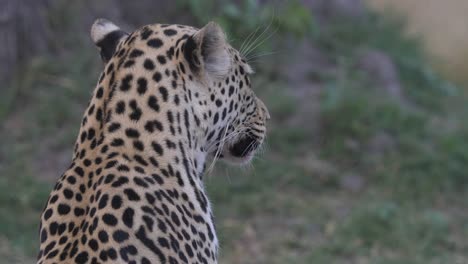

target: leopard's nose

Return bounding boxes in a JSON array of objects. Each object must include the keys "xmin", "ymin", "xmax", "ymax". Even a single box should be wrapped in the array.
[
  {"xmin": 256, "ymin": 98, "xmax": 270, "ymax": 121},
  {"xmin": 264, "ymin": 107, "xmax": 271, "ymax": 121}
]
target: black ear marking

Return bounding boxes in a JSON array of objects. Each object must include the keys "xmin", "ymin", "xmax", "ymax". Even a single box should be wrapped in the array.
[
  {"xmin": 184, "ymin": 36, "xmax": 200, "ymax": 73},
  {"xmin": 96, "ymin": 30, "xmax": 128, "ymax": 62},
  {"xmin": 90, "ymin": 19, "xmax": 128, "ymax": 63}
]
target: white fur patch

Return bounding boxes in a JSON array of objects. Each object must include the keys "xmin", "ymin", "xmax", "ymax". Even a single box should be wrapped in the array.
[
  {"xmin": 91, "ymin": 18, "xmax": 120, "ymax": 44},
  {"xmin": 244, "ymin": 63, "xmax": 254, "ymax": 74}
]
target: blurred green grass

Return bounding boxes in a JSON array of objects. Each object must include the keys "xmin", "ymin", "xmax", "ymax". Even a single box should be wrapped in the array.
[{"xmin": 1, "ymin": 1, "xmax": 468, "ymax": 263}]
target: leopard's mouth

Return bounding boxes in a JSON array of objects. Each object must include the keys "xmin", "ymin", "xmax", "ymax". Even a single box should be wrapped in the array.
[
  {"xmin": 209, "ymin": 129, "xmax": 264, "ymax": 165},
  {"xmin": 229, "ymin": 134, "xmax": 260, "ymax": 158}
]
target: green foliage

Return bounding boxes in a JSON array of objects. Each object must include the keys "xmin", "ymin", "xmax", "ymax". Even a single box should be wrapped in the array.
[
  {"xmin": 274, "ymin": 1, "xmax": 316, "ymax": 38},
  {"xmin": 316, "ymin": 9, "xmax": 468, "ymax": 202},
  {"xmin": 0, "ymin": 148, "xmax": 50, "ymax": 256},
  {"xmin": 0, "ymin": 49, "xmax": 98, "ymax": 258},
  {"xmin": 320, "ymin": 69, "xmax": 468, "ymax": 199},
  {"xmin": 320, "ymin": 73, "xmax": 425, "ymax": 158},
  {"xmin": 314, "ymin": 202, "xmax": 453, "ymax": 263},
  {"xmin": 0, "ymin": 80, "xmax": 18, "ymax": 122},
  {"xmin": 179, "ymin": 0, "xmax": 316, "ymax": 52},
  {"xmin": 317, "ymin": 11, "xmax": 458, "ymax": 109}
]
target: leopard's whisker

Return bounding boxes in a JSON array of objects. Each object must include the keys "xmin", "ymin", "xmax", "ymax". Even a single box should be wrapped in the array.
[
  {"xmin": 244, "ymin": 26, "xmax": 278, "ymax": 59},
  {"xmin": 242, "ymin": 9, "xmax": 277, "ymax": 58},
  {"xmin": 239, "ymin": 24, "xmax": 263, "ymax": 55},
  {"xmin": 241, "ymin": 17, "xmax": 273, "ymax": 58},
  {"xmin": 207, "ymin": 120, "xmax": 232, "ymax": 174}
]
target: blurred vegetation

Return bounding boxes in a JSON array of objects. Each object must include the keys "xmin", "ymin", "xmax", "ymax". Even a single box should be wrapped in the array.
[
  {"xmin": 179, "ymin": 0, "xmax": 316, "ymax": 40},
  {"xmin": 1, "ymin": 0, "xmax": 468, "ymax": 263}
]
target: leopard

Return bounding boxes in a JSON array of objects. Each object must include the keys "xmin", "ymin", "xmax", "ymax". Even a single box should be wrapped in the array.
[{"xmin": 37, "ymin": 18, "xmax": 270, "ymax": 264}]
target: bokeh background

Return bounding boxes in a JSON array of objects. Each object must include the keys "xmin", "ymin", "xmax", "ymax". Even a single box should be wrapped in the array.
[{"xmin": 1, "ymin": 0, "xmax": 468, "ymax": 263}]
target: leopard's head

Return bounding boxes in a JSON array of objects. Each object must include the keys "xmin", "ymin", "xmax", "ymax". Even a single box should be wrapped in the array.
[
  {"xmin": 91, "ymin": 19, "xmax": 269, "ymax": 165},
  {"xmin": 182, "ymin": 22, "xmax": 270, "ymax": 164}
]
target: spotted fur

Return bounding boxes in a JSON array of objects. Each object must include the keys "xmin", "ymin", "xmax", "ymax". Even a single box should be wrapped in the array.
[{"xmin": 37, "ymin": 19, "xmax": 269, "ymax": 264}]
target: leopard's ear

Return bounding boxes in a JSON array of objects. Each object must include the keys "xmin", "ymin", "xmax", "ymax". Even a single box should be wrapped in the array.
[
  {"xmin": 184, "ymin": 22, "xmax": 231, "ymax": 79},
  {"xmin": 91, "ymin": 18, "xmax": 128, "ymax": 63}
]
